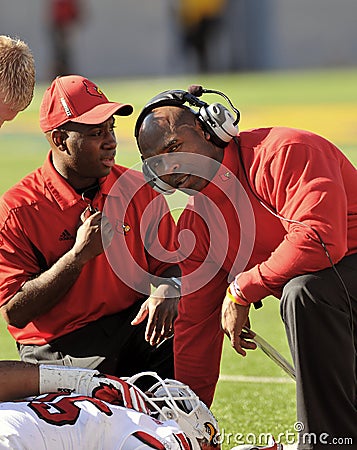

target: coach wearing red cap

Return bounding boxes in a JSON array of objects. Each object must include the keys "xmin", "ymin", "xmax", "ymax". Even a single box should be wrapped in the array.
[{"xmin": 0, "ymin": 75, "xmax": 180, "ymax": 379}]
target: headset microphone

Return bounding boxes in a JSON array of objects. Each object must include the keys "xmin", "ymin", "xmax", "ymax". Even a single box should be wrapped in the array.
[
  {"xmin": 187, "ymin": 84, "xmax": 205, "ymax": 97},
  {"xmin": 188, "ymin": 84, "xmax": 241, "ymax": 126},
  {"xmin": 141, "ymin": 159, "xmax": 176, "ymax": 195}
]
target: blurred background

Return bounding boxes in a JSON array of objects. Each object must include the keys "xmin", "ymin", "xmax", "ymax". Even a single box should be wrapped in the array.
[{"xmin": 1, "ymin": 0, "xmax": 357, "ymax": 81}]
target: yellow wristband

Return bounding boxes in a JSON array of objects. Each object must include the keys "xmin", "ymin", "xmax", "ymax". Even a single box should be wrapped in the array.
[{"xmin": 226, "ymin": 286, "xmax": 250, "ymax": 307}]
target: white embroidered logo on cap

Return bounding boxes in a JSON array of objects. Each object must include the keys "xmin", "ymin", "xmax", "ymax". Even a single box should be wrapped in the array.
[{"xmin": 60, "ymin": 97, "xmax": 72, "ymax": 117}]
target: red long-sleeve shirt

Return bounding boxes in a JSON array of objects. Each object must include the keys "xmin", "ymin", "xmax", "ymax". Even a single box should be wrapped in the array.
[{"xmin": 174, "ymin": 127, "xmax": 357, "ymax": 406}]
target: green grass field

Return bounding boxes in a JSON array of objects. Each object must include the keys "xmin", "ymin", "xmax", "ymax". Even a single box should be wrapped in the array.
[{"xmin": 0, "ymin": 67, "xmax": 356, "ymax": 448}]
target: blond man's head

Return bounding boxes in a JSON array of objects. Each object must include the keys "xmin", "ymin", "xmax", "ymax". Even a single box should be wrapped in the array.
[{"xmin": 0, "ymin": 35, "xmax": 35, "ymax": 126}]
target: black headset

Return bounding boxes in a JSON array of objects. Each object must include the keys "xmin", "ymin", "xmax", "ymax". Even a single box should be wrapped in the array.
[{"xmin": 135, "ymin": 85, "xmax": 241, "ymax": 194}]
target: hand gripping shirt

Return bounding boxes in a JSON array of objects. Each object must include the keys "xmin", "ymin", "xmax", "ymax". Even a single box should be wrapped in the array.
[
  {"xmin": 174, "ymin": 127, "xmax": 357, "ymax": 406},
  {"xmin": 0, "ymin": 152, "xmax": 177, "ymax": 344}
]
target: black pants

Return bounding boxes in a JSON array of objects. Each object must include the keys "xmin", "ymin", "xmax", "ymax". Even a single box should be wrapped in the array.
[
  {"xmin": 280, "ymin": 253, "xmax": 357, "ymax": 450},
  {"xmin": 18, "ymin": 299, "xmax": 174, "ymax": 382}
]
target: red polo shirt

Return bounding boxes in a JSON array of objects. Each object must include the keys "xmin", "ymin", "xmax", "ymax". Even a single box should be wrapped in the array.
[
  {"xmin": 174, "ymin": 127, "xmax": 357, "ymax": 406},
  {"xmin": 0, "ymin": 152, "xmax": 177, "ymax": 344}
]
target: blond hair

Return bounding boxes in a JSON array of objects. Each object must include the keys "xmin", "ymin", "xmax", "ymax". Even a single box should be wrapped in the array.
[{"xmin": 0, "ymin": 35, "xmax": 35, "ymax": 111}]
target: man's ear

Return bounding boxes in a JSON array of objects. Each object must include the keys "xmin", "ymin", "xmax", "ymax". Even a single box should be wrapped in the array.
[
  {"xmin": 51, "ymin": 129, "xmax": 68, "ymax": 150},
  {"xmin": 203, "ymin": 130, "xmax": 212, "ymax": 141}
]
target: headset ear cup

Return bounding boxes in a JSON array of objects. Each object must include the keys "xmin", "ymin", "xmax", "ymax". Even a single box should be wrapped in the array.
[
  {"xmin": 199, "ymin": 103, "xmax": 238, "ymax": 147},
  {"xmin": 208, "ymin": 103, "xmax": 239, "ymax": 137}
]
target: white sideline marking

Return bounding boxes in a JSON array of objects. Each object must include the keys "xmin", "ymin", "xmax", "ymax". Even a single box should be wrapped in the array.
[{"xmin": 219, "ymin": 374, "xmax": 294, "ymax": 384}]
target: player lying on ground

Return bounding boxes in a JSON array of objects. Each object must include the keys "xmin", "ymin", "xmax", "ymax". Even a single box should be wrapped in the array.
[{"xmin": 0, "ymin": 361, "xmax": 219, "ymax": 449}]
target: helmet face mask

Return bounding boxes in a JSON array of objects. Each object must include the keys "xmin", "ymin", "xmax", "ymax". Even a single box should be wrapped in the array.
[{"xmin": 124, "ymin": 372, "xmax": 220, "ymax": 450}]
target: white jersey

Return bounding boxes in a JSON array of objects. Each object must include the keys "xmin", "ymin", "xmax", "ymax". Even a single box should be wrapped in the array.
[{"xmin": 0, "ymin": 392, "xmax": 191, "ymax": 450}]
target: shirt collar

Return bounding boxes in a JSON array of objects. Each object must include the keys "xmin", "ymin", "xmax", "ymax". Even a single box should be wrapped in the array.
[
  {"xmin": 99, "ymin": 168, "xmax": 121, "ymax": 196},
  {"xmin": 199, "ymin": 139, "xmax": 240, "ymax": 200},
  {"xmin": 41, "ymin": 151, "xmax": 80, "ymax": 210},
  {"xmin": 41, "ymin": 151, "xmax": 119, "ymax": 209}
]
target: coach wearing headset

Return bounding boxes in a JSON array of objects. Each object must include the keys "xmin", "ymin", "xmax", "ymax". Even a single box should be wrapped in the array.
[{"xmin": 135, "ymin": 87, "xmax": 357, "ymax": 449}]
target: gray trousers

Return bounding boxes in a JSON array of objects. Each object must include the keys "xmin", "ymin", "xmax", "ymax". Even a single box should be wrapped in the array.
[
  {"xmin": 280, "ymin": 253, "xmax": 357, "ymax": 450},
  {"xmin": 18, "ymin": 299, "xmax": 174, "ymax": 387}
]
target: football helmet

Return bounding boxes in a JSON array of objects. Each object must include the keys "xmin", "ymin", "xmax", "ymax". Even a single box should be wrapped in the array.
[{"xmin": 125, "ymin": 372, "xmax": 220, "ymax": 450}]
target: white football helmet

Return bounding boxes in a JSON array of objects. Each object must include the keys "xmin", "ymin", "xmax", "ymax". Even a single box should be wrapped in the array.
[{"xmin": 124, "ymin": 372, "xmax": 220, "ymax": 450}]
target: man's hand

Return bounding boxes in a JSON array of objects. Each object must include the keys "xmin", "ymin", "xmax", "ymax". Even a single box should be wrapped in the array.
[
  {"xmin": 131, "ymin": 284, "xmax": 179, "ymax": 346},
  {"xmin": 221, "ymin": 294, "xmax": 256, "ymax": 356},
  {"xmin": 72, "ymin": 211, "xmax": 114, "ymax": 265}
]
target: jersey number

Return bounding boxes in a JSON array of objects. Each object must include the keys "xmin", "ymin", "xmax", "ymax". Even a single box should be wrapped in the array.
[{"xmin": 28, "ymin": 392, "xmax": 112, "ymax": 426}]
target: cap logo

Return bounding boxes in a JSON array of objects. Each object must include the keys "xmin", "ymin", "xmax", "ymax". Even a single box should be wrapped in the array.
[
  {"xmin": 83, "ymin": 80, "xmax": 105, "ymax": 98},
  {"xmin": 60, "ymin": 98, "xmax": 72, "ymax": 117}
]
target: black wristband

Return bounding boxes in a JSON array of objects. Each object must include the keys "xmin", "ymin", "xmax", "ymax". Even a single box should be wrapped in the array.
[
  {"xmin": 163, "ymin": 277, "xmax": 182, "ymax": 295},
  {"xmin": 253, "ymin": 300, "xmax": 263, "ymax": 309}
]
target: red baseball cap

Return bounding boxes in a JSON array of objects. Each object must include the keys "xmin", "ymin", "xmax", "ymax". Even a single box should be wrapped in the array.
[{"xmin": 40, "ymin": 75, "xmax": 133, "ymax": 132}]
